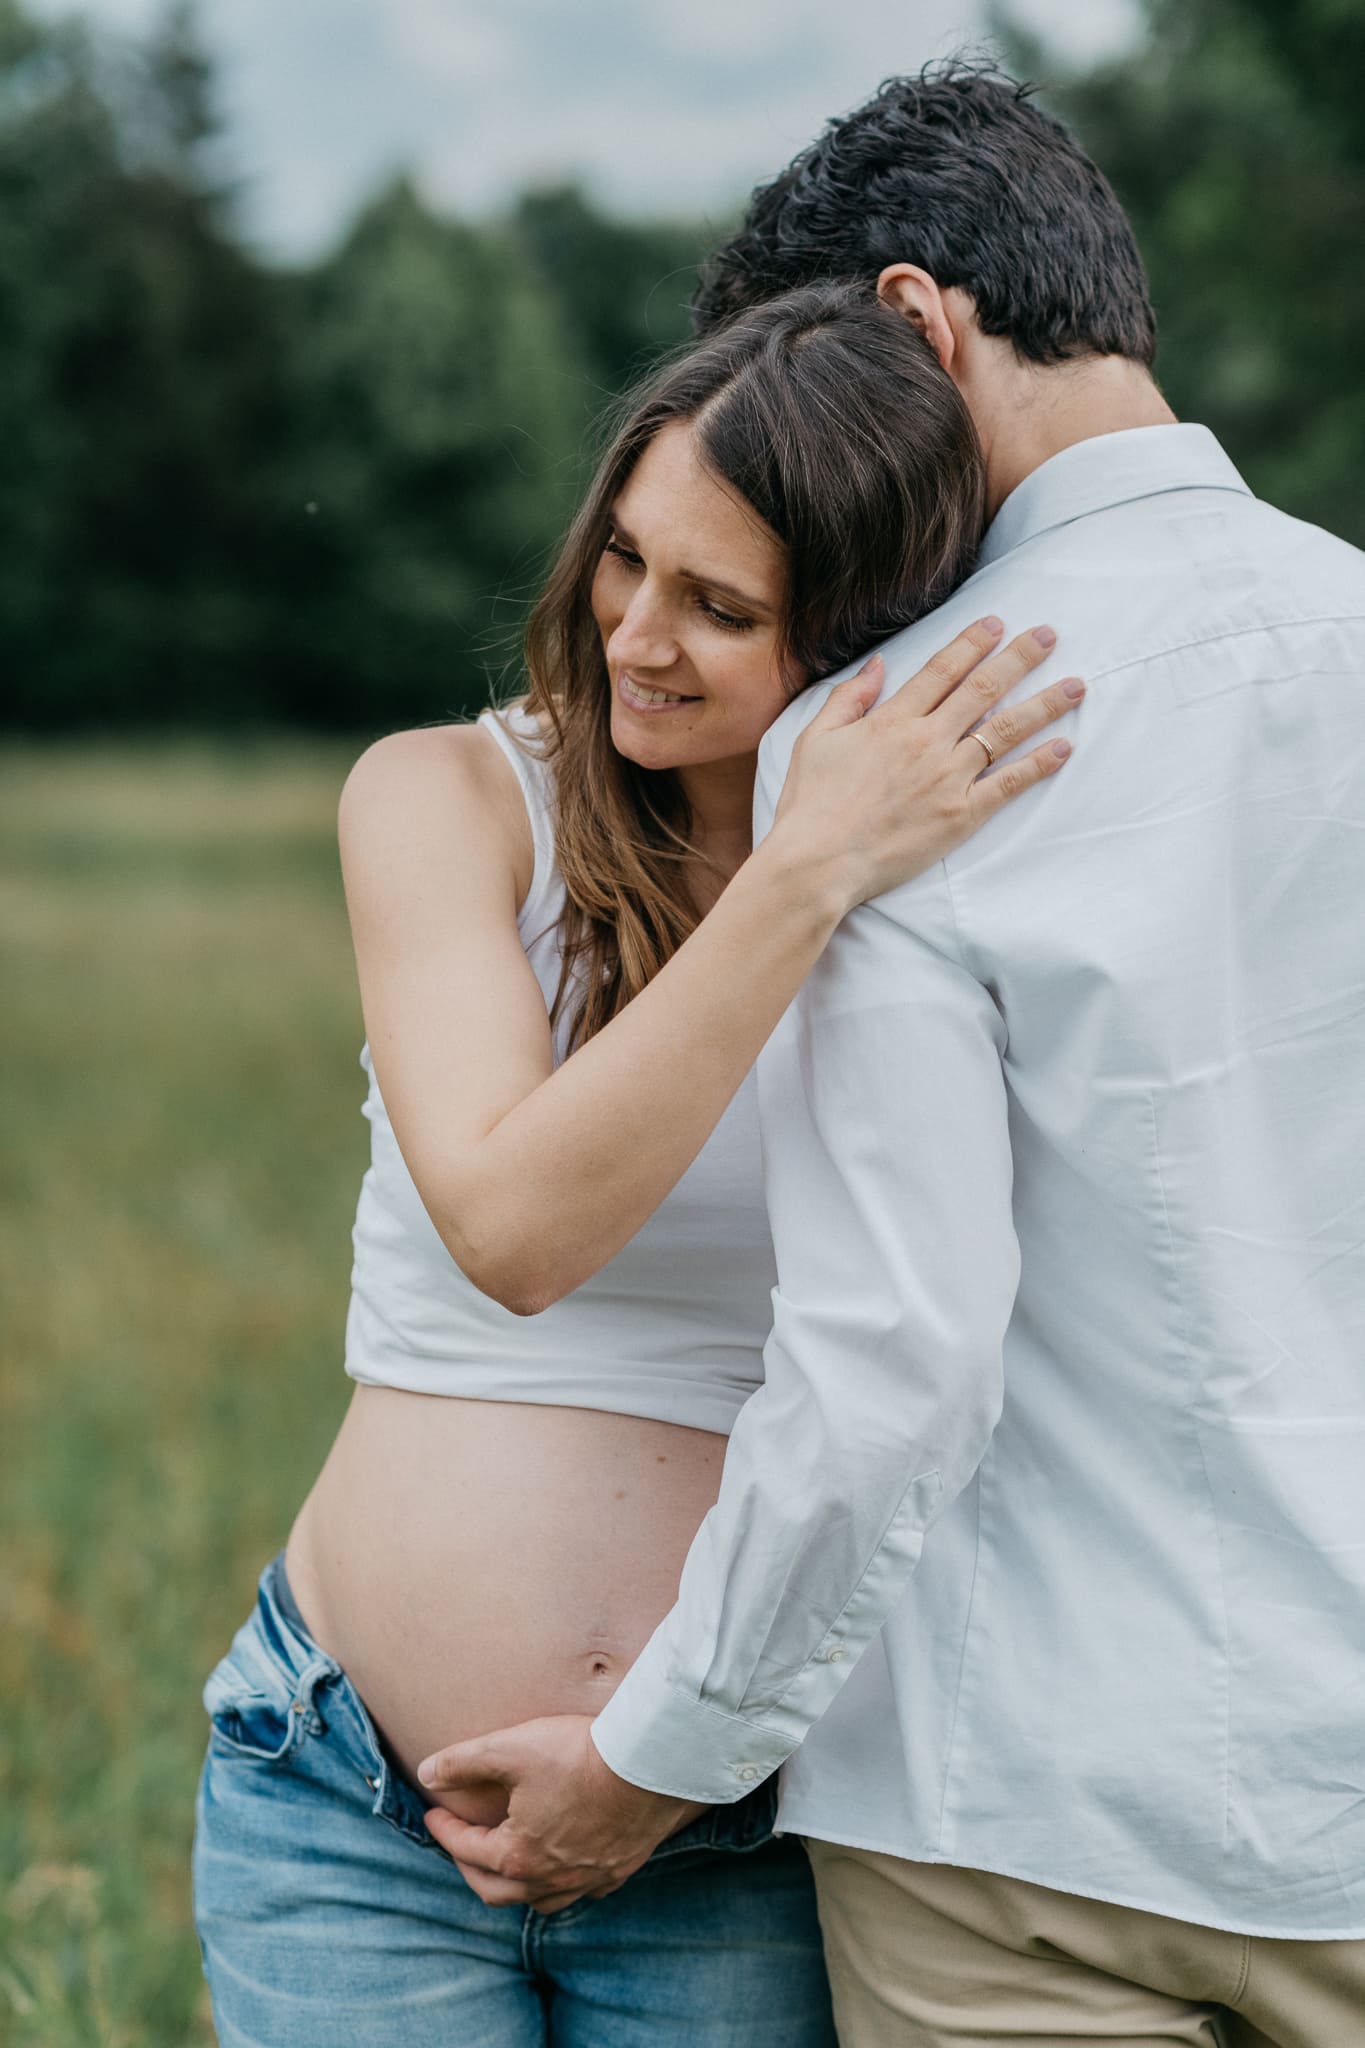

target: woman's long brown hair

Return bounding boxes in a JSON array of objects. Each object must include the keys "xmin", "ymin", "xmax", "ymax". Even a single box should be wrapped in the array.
[{"xmin": 515, "ymin": 282, "xmax": 985, "ymax": 1050}]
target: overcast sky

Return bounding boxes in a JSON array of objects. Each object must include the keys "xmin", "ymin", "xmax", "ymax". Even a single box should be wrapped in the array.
[{"xmin": 33, "ymin": 0, "xmax": 1142, "ymax": 261}]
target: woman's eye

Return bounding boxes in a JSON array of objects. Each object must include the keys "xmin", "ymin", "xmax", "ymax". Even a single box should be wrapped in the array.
[
  {"xmin": 602, "ymin": 541, "xmax": 750, "ymax": 631},
  {"xmin": 699, "ymin": 599, "xmax": 754, "ymax": 633}
]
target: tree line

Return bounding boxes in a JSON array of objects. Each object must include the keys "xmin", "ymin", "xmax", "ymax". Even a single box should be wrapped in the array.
[{"xmin": 2, "ymin": 0, "xmax": 1361, "ymax": 733}]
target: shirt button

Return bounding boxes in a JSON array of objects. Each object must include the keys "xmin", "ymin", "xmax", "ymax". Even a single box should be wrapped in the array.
[
  {"xmin": 825, "ymin": 1648, "xmax": 846, "ymax": 1664},
  {"xmin": 735, "ymin": 1765, "xmax": 758, "ymax": 1783}
]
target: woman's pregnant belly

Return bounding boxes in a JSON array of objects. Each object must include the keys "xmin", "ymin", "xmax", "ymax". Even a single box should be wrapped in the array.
[{"xmin": 285, "ymin": 1385, "xmax": 726, "ymax": 1821}]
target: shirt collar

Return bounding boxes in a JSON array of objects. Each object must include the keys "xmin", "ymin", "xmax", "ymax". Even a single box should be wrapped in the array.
[{"xmin": 976, "ymin": 424, "xmax": 1253, "ymax": 569}]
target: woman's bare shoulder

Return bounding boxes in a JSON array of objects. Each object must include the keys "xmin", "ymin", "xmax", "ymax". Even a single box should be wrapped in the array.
[
  {"xmin": 338, "ymin": 719, "xmax": 533, "ymax": 891},
  {"xmin": 340, "ymin": 718, "xmax": 529, "ymax": 826}
]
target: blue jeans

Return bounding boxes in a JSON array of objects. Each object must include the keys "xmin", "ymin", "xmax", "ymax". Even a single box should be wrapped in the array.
[{"xmin": 193, "ymin": 1557, "xmax": 837, "ymax": 2046}]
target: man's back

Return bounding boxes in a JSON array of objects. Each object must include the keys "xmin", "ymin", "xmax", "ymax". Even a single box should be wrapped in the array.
[{"xmin": 760, "ymin": 424, "xmax": 1365, "ymax": 1932}]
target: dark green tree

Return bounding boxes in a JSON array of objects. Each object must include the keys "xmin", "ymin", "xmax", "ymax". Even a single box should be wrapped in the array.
[
  {"xmin": 274, "ymin": 177, "xmax": 588, "ymax": 727},
  {"xmin": 137, "ymin": 0, "xmax": 219, "ymax": 167},
  {"xmin": 269, "ymin": 180, "xmax": 714, "ymax": 729},
  {"xmin": 998, "ymin": 0, "xmax": 1365, "ymax": 546},
  {"xmin": 0, "ymin": 1, "xmax": 717, "ymax": 732},
  {"xmin": 0, "ymin": 0, "xmax": 294, "ymax": 724},
  {"xmin": 18, "ymin": 0, "xmax": 1357, "ymax": 731},
  {"xmin": 513, "ymin": 183, "xmax": 713, "ymax": 409},
  {"xmin": 0, "ymin": 0, "xmax": 92, "ymax": 702}
]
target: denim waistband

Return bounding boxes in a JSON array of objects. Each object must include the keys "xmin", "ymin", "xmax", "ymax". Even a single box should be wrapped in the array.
[{"xmin": 228, "ymin": 1552, "xmax": 780, "ymax": 1862}]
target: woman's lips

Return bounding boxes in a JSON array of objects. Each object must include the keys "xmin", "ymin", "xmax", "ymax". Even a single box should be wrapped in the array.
[{"xmin": 617, "ymin": 673, "xmax": 700, "ymax": 714}]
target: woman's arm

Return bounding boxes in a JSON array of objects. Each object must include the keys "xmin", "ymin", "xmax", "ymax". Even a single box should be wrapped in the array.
[{"xmin": 341, "ymin": 620, "xmax": 1077, "ymax": 1314}]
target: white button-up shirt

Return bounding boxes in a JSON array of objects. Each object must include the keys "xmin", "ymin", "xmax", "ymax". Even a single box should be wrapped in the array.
[{"xmin": 591, "ymin": 426, "xmax": 1365, "ymax": 1937}]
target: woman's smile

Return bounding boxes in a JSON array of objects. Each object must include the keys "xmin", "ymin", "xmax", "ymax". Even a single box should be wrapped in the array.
[{"xmin": 617, "ymin": 672, "xmax": 701, "ymax": 713}]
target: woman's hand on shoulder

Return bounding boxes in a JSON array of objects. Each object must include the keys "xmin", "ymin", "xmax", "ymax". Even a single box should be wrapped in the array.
[{"xmin": 770, "ymin": 618, "xmax": 1084, "ymax": 915}]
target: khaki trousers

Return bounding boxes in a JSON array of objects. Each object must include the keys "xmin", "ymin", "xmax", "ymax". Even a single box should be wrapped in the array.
[{"xmin": 804, "ymin": 1841, "xmax": 1365, "ymax": 2048}]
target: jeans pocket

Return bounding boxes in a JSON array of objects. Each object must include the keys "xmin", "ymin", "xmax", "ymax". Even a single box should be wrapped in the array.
[
  {"xmin": 203, "ymin": 1606, "xmax": 338, "ymax": 1767},
  {"xmin": 205, "ymin": 1656, "xmax": 302, "ymax": 1765},
  {"xmin": 207, "ymin": 1693, "xmax": 299, "ymax": 1764}
]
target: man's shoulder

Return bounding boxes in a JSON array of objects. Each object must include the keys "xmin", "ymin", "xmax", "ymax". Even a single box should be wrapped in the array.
[
  {"xmin": 760, "ymin": 580, "xmax": 1002, "ymax": 782},
  {"xmin": 1229, "ymin": 499, "xmax": 1365, "ymax": 613},
  {"xmin": 760, "ymin": 491, "xmax": 1365, "ymax": 789},
  {"xmin": 1071, "ymin": 493, "xmax": 1365, "ymax": 689}
]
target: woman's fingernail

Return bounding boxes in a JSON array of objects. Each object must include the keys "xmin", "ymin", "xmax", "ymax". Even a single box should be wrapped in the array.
[
  {"xmin": 418, "ymin": 1758, "xmax": 437, "ymax": 1786},
  {"xmin": 1032, "ymin": 626, "xmax": 1058, "ymax": 650},
  {"xmin": 1062, "ymin": 677, "xmax": 1086, "ymax": 700},
  {"xmin": 1052, "ymin": 738, "xmax": 1072, "ymax": 760},
  {"xmin": 864, "ymin": 653, "xmax": 884, "ymax": 673},
  {"xmin": 980, "ymin": 615, "xmax": 1005, "ymax": 636}
]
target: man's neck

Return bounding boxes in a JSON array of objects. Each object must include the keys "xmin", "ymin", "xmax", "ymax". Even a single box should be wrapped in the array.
[{"xmin": 971, "ymin": 355, "xmax": 1178, "ymax": 522}]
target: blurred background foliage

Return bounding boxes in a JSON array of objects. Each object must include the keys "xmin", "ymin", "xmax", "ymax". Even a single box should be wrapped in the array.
[
  {"xmin": 2, "ymin": 0, "xmax": 1362, "ymax": 737},
  {"xmin": 997, "ymin": 0, "xmax": 1365, "ymax": 564},
  {"xmin": 2, "ymin": 0, "xmax": 1362, "ymax": 2039},
  {"xmin": 0, "ymin": 0, "xmax": 713, "ymax": 734}
]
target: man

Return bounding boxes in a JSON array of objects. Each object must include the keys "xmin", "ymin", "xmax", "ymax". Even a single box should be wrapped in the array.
[{"xmin": 423, "ymin": 67, "xmax": 1365, "ymax": 2043}]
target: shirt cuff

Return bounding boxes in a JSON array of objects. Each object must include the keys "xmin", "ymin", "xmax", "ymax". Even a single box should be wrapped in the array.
[{"xmin": 590, "ymin": 1665, "xmax": 798, "ymax": 1804}]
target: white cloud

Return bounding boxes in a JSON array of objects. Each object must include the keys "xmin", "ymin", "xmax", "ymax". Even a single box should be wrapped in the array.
[
  {"xmin": 384, "ymin": 0, "xmax": 514, "ymax": 86},
  {"xmin": 26, "ymin": 0, "xmax": 1144, "ymax": 257},
  {"xmin": 1013, "ymin": 0, "xmax": 1142, "ymax": 65},
  {"xmin": 410, "ymin": 0, "xmax": 1009, "ymax": 219},
  {"xmin": 655, "ymin": 0, "xmax": 816, "ymax": 64}
]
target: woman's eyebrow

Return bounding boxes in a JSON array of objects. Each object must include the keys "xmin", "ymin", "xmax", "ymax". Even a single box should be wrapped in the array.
[
  {"xmin": 610, "ymin": 518, "xmax": 776, "ymax": 618},
  {"xmin": 682, "ymin": 569, "xmax": 776, "ymax": 617}
]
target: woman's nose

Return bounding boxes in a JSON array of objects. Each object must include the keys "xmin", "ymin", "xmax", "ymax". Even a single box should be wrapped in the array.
[{"xmin": 607, "ymin": 587, "xmax": 679, "ymax": 672}]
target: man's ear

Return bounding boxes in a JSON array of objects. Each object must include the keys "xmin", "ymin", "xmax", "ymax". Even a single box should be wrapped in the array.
[{"xmin": 877, "ymin": 264, "xmax": 957, "ymax": 373}]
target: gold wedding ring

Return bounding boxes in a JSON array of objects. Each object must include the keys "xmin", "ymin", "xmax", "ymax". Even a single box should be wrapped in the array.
[{"xmin": 966, "ymin": 729, "xmax": 997, "ymax": 769}]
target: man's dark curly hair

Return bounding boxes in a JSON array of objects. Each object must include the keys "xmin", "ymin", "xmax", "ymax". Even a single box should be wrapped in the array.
[{"xmin": 694, "ymin": 61, "xmax": 1156, "ymax": 367}]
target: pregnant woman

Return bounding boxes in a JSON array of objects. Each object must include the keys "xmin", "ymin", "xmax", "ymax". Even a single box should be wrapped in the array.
[{"xmin": 193, "ymin": 282, "xmax": 1081, "ymax": 2045}]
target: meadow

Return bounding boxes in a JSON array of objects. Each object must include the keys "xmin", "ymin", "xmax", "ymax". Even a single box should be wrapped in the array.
[{"xmin": 1, "ymin": 741, "xmax": 373, "ymax": 2045}]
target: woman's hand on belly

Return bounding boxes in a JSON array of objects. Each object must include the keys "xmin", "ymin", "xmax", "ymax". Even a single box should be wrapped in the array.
[{"xmin": 420, "ymin": 1713, "xmax": 704, "ymax": 1913}]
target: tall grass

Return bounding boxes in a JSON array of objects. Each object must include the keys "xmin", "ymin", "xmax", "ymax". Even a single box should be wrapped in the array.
[{"xmin": 0, "ymin": 741, "xmax": 370, "ymax": 2045}]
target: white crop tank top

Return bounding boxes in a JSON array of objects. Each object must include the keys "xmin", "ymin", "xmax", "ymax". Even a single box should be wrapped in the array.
[{"xmin": 343, "ymin": 704, "xmax": 777, "ymax": 1435}]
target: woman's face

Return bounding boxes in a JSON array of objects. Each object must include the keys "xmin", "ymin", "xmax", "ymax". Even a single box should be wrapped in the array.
[{"xmin": 591, "ymin": 420, "xmax": 794, "ymax": 775}]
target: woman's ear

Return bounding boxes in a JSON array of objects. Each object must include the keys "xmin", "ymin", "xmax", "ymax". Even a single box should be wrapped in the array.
[{"xmin": 876, "ymin": 265, "xmax": 957, "ymax": 374}]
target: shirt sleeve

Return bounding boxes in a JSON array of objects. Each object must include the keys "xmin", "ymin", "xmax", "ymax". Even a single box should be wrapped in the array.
[{"xmin": 590, "ymin": 729, "xmax": 1022, "ymax": 1803}]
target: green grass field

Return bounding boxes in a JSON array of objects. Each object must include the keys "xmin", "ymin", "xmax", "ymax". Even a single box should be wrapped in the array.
[{"xmin": 0, "ymin": 741, "xmax": 373, "ymax": 2045}]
